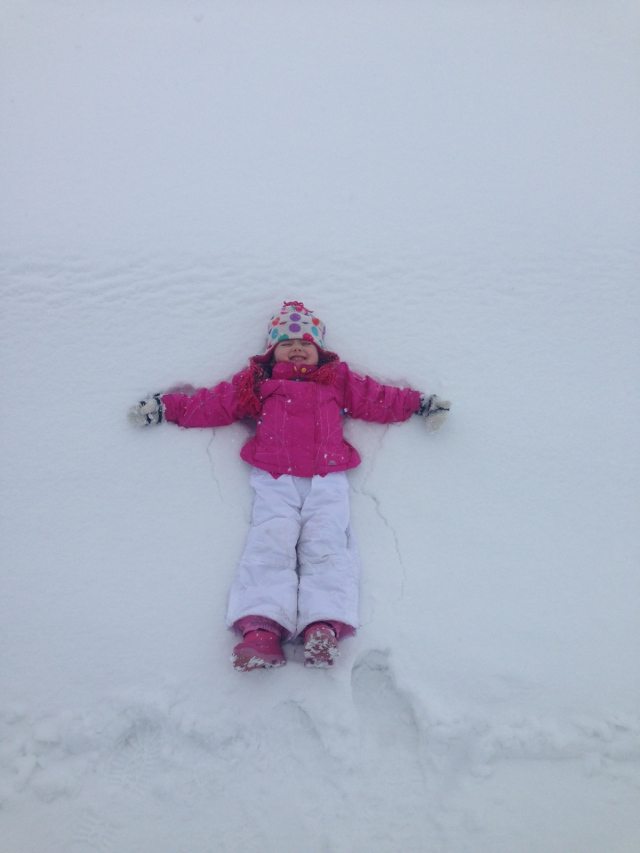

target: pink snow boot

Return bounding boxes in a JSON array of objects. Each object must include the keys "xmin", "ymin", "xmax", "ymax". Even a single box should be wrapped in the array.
[
  {"xmin": 231, "ymin": 629, "xmax": 286, "ymax": 672},
  {"xmin": 303, "ymin": 622, "xmax": 339, "ymax": 668}
]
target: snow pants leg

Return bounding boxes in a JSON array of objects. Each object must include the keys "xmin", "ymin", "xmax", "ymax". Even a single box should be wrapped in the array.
[{"xmin": 226, "ymin": 468, "xmax": 360, "ymax": 638}]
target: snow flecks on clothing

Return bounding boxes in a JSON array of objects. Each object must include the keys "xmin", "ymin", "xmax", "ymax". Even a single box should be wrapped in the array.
[
  {"xmin": 231, "ymin": 653, "xmax": 286, "ymax": 673},
  {"xmin": 303, "ymin": 624, "xmax": 340, "ymax": 668}
]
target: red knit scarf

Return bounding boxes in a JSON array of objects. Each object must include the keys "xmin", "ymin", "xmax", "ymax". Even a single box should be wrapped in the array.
[{"xmin": 234, "ymin": 350, "xmax": 340, "ymax": 419}]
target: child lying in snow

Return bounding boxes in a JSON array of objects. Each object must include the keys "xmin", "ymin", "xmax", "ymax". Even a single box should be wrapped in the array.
[{"xmin": 129, "ymin": 301, "xmax": 450, "ymax": 671}]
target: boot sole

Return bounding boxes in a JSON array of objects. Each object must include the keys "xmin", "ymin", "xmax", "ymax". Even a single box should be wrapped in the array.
[
  {"xmin": 231, "ymin": 650, "xmax": 286, "ymax": 672},
  {"xmin": 303, "ymin": 633, "xmax": 339, "ymax": 668}
]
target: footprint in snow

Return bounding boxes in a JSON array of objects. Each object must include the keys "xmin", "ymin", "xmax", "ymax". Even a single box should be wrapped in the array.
[{"xmin": 349, "ymin": 649, "xmax": 445, "ymax": 851}]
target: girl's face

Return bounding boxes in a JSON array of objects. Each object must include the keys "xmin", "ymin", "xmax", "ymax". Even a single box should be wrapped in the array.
[{"xmin": 273, "ymin": 338, "xmax": 320, "ymax": 366}]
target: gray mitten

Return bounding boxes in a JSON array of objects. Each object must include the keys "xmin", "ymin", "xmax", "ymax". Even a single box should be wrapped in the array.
[
  {"xmin": 417, "ymin": 393, "xmax": 451, "ymax": 432},
  {"xmin": 128, "ymin": 394, "xmax": 164, "ymax": 427}
]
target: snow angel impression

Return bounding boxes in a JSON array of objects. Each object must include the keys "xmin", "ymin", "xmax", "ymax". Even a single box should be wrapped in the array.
[{"xmin": 129, "ymin": 301, "xmax": 450, "ymax": 671}]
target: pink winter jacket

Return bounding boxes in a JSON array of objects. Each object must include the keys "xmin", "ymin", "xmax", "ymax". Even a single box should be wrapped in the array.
[{"xmin": 162, "ymin": 360, "xmax": 421, "ymax": 478}]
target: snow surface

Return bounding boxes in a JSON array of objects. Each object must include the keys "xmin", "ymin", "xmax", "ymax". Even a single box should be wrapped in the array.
[{"xmin": 1, "ymin": 1, "xmax": 639, "ymax": 851}]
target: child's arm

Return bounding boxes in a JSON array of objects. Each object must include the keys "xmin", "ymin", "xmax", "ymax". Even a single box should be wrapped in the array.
[
  {"xmin": 129, "ymin": 381, "xmax": 242, "ymax": 429},
  {"xmin": 340, "ymin": 364, "xmax": 450, "ymax": 430},
  {"xmin": 341, "ymin": 365, "xmax": 420, "ymax": 424}
]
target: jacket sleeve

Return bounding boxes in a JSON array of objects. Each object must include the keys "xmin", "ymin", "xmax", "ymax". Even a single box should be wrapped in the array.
[
  {"xmin": 340, "ymin": 364, "xmax": 422, "ymax": 424},
  {"xmin": 161, "ymin": 381, "xmax": 241, "ymax": 428}
]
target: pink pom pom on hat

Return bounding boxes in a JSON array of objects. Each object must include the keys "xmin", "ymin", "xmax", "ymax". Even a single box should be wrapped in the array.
[{"xmin": 266, "ymin": 301, "xmax": 326, "ymax": 351}]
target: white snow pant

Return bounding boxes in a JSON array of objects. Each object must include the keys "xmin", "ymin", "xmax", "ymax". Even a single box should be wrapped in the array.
[{"xmin": 226, "ymin": 468, "xmax": 360, "ymax": 638}]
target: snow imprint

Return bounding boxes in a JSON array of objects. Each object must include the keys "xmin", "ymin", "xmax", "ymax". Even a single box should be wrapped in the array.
[{"xmin": 2, "ymin": 0, "xmax": 640, "ymax": 848}]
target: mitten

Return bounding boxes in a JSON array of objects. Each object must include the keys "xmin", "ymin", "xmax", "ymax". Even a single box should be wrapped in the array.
[
  {"xmin": 417, "ymin": 393, "xmax": 451, "ymax": 432},
  {"xmin": 128, "ymin": 394, "xmax": 164, "ymax": 427}
]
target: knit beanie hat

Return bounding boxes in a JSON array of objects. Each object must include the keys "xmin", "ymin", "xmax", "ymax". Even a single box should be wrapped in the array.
[{"xmin": 266, "ymin": 301, "xmax": 326, "ymax": 351}]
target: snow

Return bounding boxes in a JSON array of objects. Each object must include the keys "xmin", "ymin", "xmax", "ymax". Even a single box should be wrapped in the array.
[{"xmin": 1, "ymin": 1, "xmax": 639, "ymax": 851}]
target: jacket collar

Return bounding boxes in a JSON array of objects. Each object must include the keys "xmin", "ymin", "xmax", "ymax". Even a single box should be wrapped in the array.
[{"xmin": 271, "ymin": 362, "xmax": 319, "ymax": 381}]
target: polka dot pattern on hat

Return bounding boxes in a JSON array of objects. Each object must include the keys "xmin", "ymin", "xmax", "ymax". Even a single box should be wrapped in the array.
[{"xmin": 265, "ymin": 301, "xmax": 326, "ymax": 351}]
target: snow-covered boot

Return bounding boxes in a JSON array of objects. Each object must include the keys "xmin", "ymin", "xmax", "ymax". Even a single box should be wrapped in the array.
[
  {"xmin": 231, "ymin": 629, "xmax": 286, "ymax": 672},
  {"xmin": 303, "ymin": 622, "xmax": 339, "ymax": 668}
]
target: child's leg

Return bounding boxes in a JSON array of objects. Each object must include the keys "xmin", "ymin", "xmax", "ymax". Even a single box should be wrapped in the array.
[
  {"xmin": 296, "ymin": 472, "xmax": 360, "ymax": 637},
  {"xmin": 226, "ymin": 468, "xmax": 302, "ymax": 637}
]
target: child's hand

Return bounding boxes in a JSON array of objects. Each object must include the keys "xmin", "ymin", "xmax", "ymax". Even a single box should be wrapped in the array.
[
  {"xmin": 417, "ymin": 394, "xmax": 451, "ymax": 432},
  {"xmin": 128, "ymin": 395, "xmax": 164, "ymax": 427}
]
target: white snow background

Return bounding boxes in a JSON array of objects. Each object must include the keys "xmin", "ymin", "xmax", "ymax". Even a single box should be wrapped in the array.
[{"xmin": 1, "ymin": 1, "xmax": 639, "ymax": 851}]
